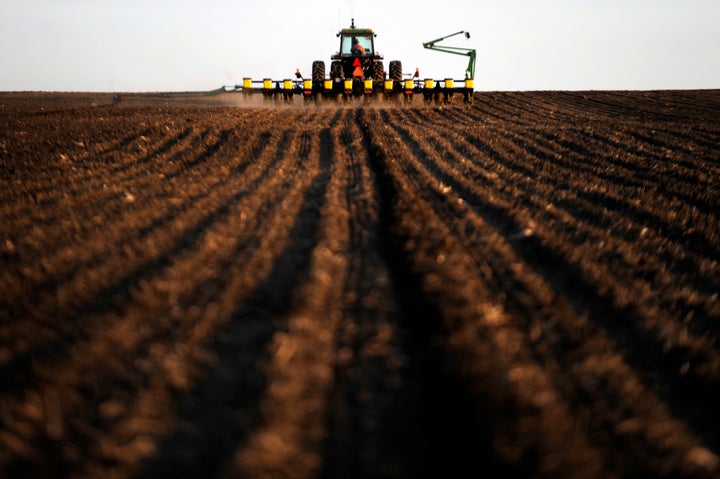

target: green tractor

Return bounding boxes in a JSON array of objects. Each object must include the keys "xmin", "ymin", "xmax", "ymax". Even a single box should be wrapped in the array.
[{"xmin": 310, "ymin": 18, "xmax": 404, "ymax": 100}]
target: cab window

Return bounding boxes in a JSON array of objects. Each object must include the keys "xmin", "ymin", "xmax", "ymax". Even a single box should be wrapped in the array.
[{"xmin": 341, "ymin": 35, "xmax": 372, "ymax": 55}]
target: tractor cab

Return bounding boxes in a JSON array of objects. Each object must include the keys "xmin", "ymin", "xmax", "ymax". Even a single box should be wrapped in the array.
[
  {"xmin": 331, "ymin": 19, "xmax": 384, "ymax": 81},
  {"xmin": 332, "ymin": 18, "xmax": 382, "ymax": 60},
  {"xmin": 333, "ymin": 19, "xmax": 380, "ymax": 60},
  {"xmin": 339, "ymin": 32, "xmax": 374, "ymax": 57}
]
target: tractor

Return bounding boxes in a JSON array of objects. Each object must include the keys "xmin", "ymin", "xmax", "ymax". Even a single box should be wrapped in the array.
[{"xmin": 308, "ymin": 18, "xmax": 403, "ymax": 102}]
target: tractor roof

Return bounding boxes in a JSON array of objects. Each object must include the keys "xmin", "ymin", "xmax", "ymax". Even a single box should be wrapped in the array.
[{"xmin": 339, "ymin": 28, "xmax": 374, "ymax": 36}]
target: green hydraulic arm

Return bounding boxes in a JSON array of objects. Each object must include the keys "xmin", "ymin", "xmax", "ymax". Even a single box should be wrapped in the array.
[{"xmin": 422, "ymin": 31, "xmax": 476, "ymax": 80}]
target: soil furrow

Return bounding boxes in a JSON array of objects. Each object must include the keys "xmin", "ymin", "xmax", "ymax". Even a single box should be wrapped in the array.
[
  {"xmin": 363, "ymin": 107, "xmax": 611, "ymax": 477},
  {"xmin": 123, "ymin": 122, "xmax": 334, "ymax": 479},
  {"xmin": 318, "ymin": 111, "xmax": 403, "ymax": 479},
  {"xmin": 487, "ymin": 128, "xmax": 720, "ymax": 296},
  {"xmin": 417, "ymin": 107, "xmax": 720, "ymax": 358},
  {"xmin": 0, "ymin": 118, "xmax": 326, "ymax": 477},
  {"xmin": 0, "ymin": 109, "xmax": 293, "ymax": 306},
  {"xmin": 381, "ymin": 107, "xmax": 720, "ymax": 462},
  {"xmin": 0, "ymin": 126, "xmax": 236, "ymax": 303},
  {"xmin": 2, "ymin": 118, "xmax": 194, "ymax": 205},
  {"xmin": 0, "ymin": 122, "xmax": 305, "ymax": 388},
  {"xmin": 223, "ymin": 111, "xmax": 347, "ymax": 479},
  {"xmin": 379, "ymin": 107, "xmax": 720, "ymax": 476},
  {"xmin": 0, "ymin": 110, "xmax": 282, "ymax": 256},
  {"xmin": 430, "ymin": 115, "xmax": 720, "ymax": 285},
  {"xmin": 402, "ymin": 108, "xmax": 720, "ymax": 317},
  {"xmin": 402, "ymin": 107, "xmax": 720, "ymax": 301}
]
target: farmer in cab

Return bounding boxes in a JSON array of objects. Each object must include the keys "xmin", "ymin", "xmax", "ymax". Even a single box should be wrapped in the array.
[{"xmin": 352, "ymin": 38, "xmax": 366, "ymax": 55}]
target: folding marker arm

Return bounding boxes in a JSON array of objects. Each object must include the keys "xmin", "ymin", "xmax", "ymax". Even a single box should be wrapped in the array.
[{"xmin": 423, "ymin": 31, "xmax": 476, "ymax": 80}]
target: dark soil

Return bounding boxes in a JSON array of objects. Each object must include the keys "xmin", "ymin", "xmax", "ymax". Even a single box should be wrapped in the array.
[{"xmin": 1, "ymin": 89, "xmax": 720, "ymax": 478}]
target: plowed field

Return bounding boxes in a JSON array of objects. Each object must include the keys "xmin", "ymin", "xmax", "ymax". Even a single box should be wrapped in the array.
[{"xmin": 1, "ymin": 90, "xmax": 720, "ymax": 478}]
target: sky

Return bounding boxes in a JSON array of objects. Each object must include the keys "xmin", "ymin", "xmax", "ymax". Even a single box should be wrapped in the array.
[{"xmin": 1, "ymin": 0, "xmax": 719, "ymax": 92}]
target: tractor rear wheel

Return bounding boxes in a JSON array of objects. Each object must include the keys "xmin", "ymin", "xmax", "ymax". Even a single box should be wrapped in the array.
[
  {"xmin": 389, "ymin": 60, "xmax": 402, "ymax": 82},
  {"xmin": 312, "ymin": 61, "xmax": 325, "ymax": 82},
  {"xmin": 373, "ymin": 61, "xmax": 384, "ymax": 82}
]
